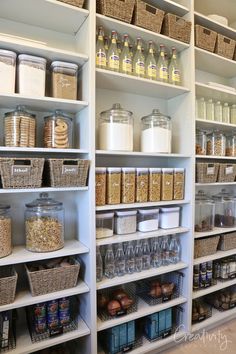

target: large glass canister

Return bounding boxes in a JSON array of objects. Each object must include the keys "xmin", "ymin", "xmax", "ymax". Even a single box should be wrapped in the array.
[
  {"xmin": 25, "ymin": 193, "xmax": 64, "ymax": 252},
  {"xmin": 99, "ymin": 103, "xmax": 133, "ymax": 151},
  {"xmin": 141, "ymin": 109, "xmax": 172, "ymax": 153},
  {"xmin": 212, "ymin": 189, "xmax": 235, "ymax": 228},
  {"xmin": 196, "ymin": 97, "xmax": 206, "ymax": 120},
  {"xmin": 195, "ymin": 191, "xmax": 215, "ymax": 232},
  {"xmin": 207, "ymin": 131, "xmax": 226, "ymax": 156},
  {"xmin": 0, "ymin": 205, "xmax": 12, "ymax": 258},
  {"xmin": 196, "ymin": 130, "xmax": 207, "ymax": 155},
  {"xmin": 226, "ymin": 135, "xmax": 236, "ymax": 157}
]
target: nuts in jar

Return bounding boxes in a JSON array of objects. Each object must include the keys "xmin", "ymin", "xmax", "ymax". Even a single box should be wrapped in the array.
[
  {"xmin": 106, "ymin": 168, "xmax": 121, "ymax": 205},
  {"xmin": 161, "ymin": 168, "xmax": 173, "ymax": 201},
  {"xmin": 121, "ymin": 168, "xmax": 135, "ymax": 204},
  {"xmin": 96, "ymin": 168, "xmax": 106, "ymax": 206},
  {"xmin": 0, "ymin": 204, "xmax": 11, "ymax": 258},
  {"xmin": 207, "ymin": 132, "xmax": 226, "ymax": 156},
  {"xmin": 44, "ymin": 111, "xmax": 72, "ymax": 149},
  {"xmin": 173, "ymin": 168, "xmax": 185, "ymax": 200},
  {"xmin": 136, "ymin": 168, "xmax": 148, "ymax": 203},
  {"xmin": 148, "ymin": 168, "xmax": 161, "ymax": 202}
]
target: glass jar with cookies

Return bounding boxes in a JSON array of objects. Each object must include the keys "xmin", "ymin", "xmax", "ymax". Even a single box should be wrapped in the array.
[{"xmin": 43, "ymin": 110, "xmax": 73, "ymax": 149}]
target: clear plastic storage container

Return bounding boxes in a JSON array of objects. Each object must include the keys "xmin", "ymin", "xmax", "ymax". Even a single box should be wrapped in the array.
[
  {"xmin": 25, "ymin": 193, "xmax": 64, "ymax": 252},
  {"xmin": 0, "ymin": 49, "xmax": 16, "ymax": 94},
  {"xmin": 114, "ymin": 210, "xmax": 137, "ymax": 235},
  {"xmin": 207, "ymin": 131, "xmax": 226, "ymax": 156},
  {"xmin": 0, "ymin": 204, "xmax": 12, "ymax": 258},
  {"xmin": 161, "ymin": 168, "xmax": 174, "ymax": 201},
  {"xmin": 51, "ymin": 61, "xmax": 78, "ymax": 100},
  {"xmin": 173, "ymin": 168, "xmax": 185, "ymax": 200},
  {"xmin": 195, "ymin": 191, "xmax": 215, "ymax": 232},
  {"xmin": 214, "ymin": 101, "xmax": 223, "ymax": 122},
  {"xmin": 106, "ymin": 167, "xmax": 121, "ymax": 205},
  {"xmin": 99, "ymin": 103, "xmax": 133, "ymax": 151},
  {"xmin": 137, "ymin": 208, "xmax": 159, "ymax": 232},
  {"xmin": 148, "ymin": 168, "xmax": 161, "ymax": 202},
  {"xmin": 18, "ymin": 54, "xmax": 46, "ymax": 97},
  {"xmin": 4, "ymin": 106, "xmax": 36, "ymax": 147},
  {"xmin": 223, "ymin": 103, "xmax": 230, "ymax": 123},
  {"xmin": 196, "ymin": 97, "xmax": 206, "ymax": 120},
  {"xmin": 121, "ymin": 168, "xmax": 135, "ymax": 204},
  {"xmin": 96, "ymin": 212, "xmax": 114, "ymax": 239},
  {"xmin": 213, "ymin": 189, "xmax": 235, "ymax": 228},
  {"xmin": 226, "ymin": 135, "xmax": 236, "ymax": 157},
  {"xmin": 141, "ymin": 109, "xmax": 172, "ymax": 153},
  {"xmin": 136, "ymin": 168, "xmax": 149, "ymax": 203},
  {"xmin": 196, "ymin": 130, "xmax": 207, "ymax": 155},
  {"xmin": 159, "ymin": 207, "xmax": 180, "ymax": 229},
  {"xmin": 43, "ymin": 110, "xmax": 73, "ymax": 149},
  {"xmin": 96, "ymin": 167, "xmax": 106, "ymax": 206}
]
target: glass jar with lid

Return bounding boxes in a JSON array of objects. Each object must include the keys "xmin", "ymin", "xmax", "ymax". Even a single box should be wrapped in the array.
[
  {"xmin": 207, "ymin": 131, "xmax": 226, "ymax": 156},
  {"xmin": 230, "ymin": 104, "xmax": 236, "ymax": 124},
  {"xmin": 44, "ymin": 110, "xmax": 73, "ymax": 149},
  {"xmin": 195, "ymin": 190, "xmax": 215, "ymax": 232},
  {"xmin": 51, "ymin": 61, "xmax": 78, "ymax": 100},
  {"xmin": 214, "ymin": 101, "xmax": 223, "ymax": 122},
  {"xmin": 226, "ymin": 135, "xmax": 236, "ymax": 157},
  {"xmin": 206, "ymin": 99, "xmax": 214, "ymax": 121},
  {"xmin": 196, "ymin": 97, "xmax": 206, "ymax": 120},
  {"xmin": 223, "ymin": 103, "xmax": 230, "ymax": 123},
  {"xmin": 212, "ymin": 189, "xmax": 235, "ymax": 228},
  {"xmin": 0, "ymin": 204, "xmax": 12, "ymax": 258},
  {"xmin": 141, "ymin": 109, "xmax": 171, "ymax": 153},
  {"xmin": 4, "ymin": 106, "xmax": 36, "ymax": 148},
  {"xmin": 99, "ymin": 103, "xmax": 133, "ymax": 151},
  {"xmin": 0, "ymin": 49, "xmax": 16, "ymax": 94},
  {"xmin": 25, "ymin": 193, "xmax": 64, "ymax": 252},
  {"xmin": 196, "ymin": 130, "xmax": 207, "ymax": 155}
]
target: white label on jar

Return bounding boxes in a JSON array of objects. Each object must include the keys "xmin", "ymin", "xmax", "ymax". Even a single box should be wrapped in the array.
[
  {"xmin": 206, "ymin": 165, "xmax": 215, "ymax": 175},
  {"xmin": 226, "ymin": 166, "xmax": 233, "ymax": 175},
  {"xmin": 99, "ymin": 122, "xmax": 133, "ymax": 151},
  {"xmin": 141, "ymin": 126, "xmax": 171, "ymax": 153},
  {"xmin": 12, "ymin": 165, "xmax": 30, "ymax": 176}
]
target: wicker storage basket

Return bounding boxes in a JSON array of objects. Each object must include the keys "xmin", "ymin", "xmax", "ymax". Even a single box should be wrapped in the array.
[
  {"xmin": 57, "ymin": 0, "xmax": 84, "ymax": 8},
  {"xmin": 133, "ymin": 0, "xmax": 165, "ymax": 33},
  {"xmin": 195, "ymin": 25, "xmax": 217, "ymax": 52},
  {"xmin": 26, "ymin": 257, "xmax": 80, "ymax": 296},
  {"xmin": 196, "ymin": 163, "xmax": 219, "ymax": 183},
  {"xmin": 217, "ymin": 163, "xmax": 236, "ymax": 182},
  {"xmin": 97, "ymin": 0, "xmax": 135, "ymax": 23},
  {"xmin": 162, "ymin": 13, "xmax": 192, "ymax": 44},
  {"xmin": 215, "ymin": 34, "xmax": 236, "ymax": 60},
  {"xmin": 0, "ymin": 266, "xmax": 17, "ymax": 306},
  {"xmin": 218, "ymin": 232, "xmax": 236, "ymax": 251},
  {"xmin": 194, "ymin": 235, "xmax": 220, "ymax": 259},
  {"xmin": 0, "ymin": 158, "xmax": 44, "ymax": 189},
  {"xmin": 44, "ymin": 159, "xmax": 90, "ymax": 187}
]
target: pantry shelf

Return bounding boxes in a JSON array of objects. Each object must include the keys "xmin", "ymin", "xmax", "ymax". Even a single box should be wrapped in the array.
[
  {"xmin": 196, "ymin": 182, "xmax": 236, "ymax": 187},
  {"xmin": 194, "ymin": 248, "xmax": 236, "ymax": 265},
  {"xmin": 194, "ymin": 227, "xmax": 236, "ymax": 239},
  {"xmin": 0, "ymin": 240, "xmax": 89, "ymax": 266},
  {"xmin": 0, "ymin": 187, "xmax": 88, "ymax": 194},
  {"xmin": 0, "ymin": 280, "xmax": 89, "ymax": 312},
  {"xmin": 96, "ymin": 227, "xmax": 189, "ymax": 246},
  {"xmin": 96, "ymin": 262, "xmax": 188, "ymax": 290},
  {"xmin": 96, "ymin": 69, "xmax": 189, "ymax": 99},
  {"xmin": 96, "ymin": 14, "xmax": 189, "ymax": 53},
  {"xmin": 0, "ymin": 147, "xmax": 89, "ymax": 154},
  {"xmin": 97, "ymin": 296, "xmax": 187, "ymax": 332},
  {"xmin": 96, "ymin": 150, "xmax": 191, "ymax": 158},
  {"xmin": 196, "ymin": 155, "xmax": 236, "ymax": 160},
  {"xmin": 96, "ymin": 200, "xmax": 190, "ymax": 212},
  {"xmin": 196, "ymin": 118, "xmax": 236, "ymax": 133},
  {"xmin": 192, "ymin": 278, "xmax": 236, "ymax": 299},
  {"xmin": 195, "ymin": 82, "xmax": 236, "ymax": 105},
  {"xmin": 192, "ymin": 307, "xmax": 236, "ymax": 332},
  {"xmin": 0, "ymin": 93, "xmax": 88, "ymax": 113},
  {"xmin": 0, "ymin": 0, "xmax": 89, "ymax": 34},
  {"xmin": 150, "ymin": 0, "xmax": 189, "ymax": 16}
]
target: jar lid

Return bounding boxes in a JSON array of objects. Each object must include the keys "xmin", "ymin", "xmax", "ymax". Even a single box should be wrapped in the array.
[
  {"xmin": 5, "ymin": 105, "xmax": 35, "ymax": 119},
  {"xmin": 18, "ymin": 54, "xmax": 47, "ymax": 65},
  {"xmin": 141, "ymin": 109, "xmax": 171, "ymax": 123},
  {"xmin": 149, "ymin": 168, "xmax": 162, "ymax": 172},
  {"xmin": 136, "ymin": 168, "xmax": 148, "ymax": 173},
  {"xmin": 96, "ymin": 167, "xmax": 106, "ymax": 173},
  {"xmin": 138, "ymin": 208, "xmax": 159, "ymax": 214},
  {"xmin": 25, "ymin": 193, "xmax": 63, "ymax": 208},
  {"xmin": 122, "ymin": 167, "xmax": 135, "ymax": 173},
  {"xmin": 50, "ymin": 61, "xmax": 78, "ymax": 71},
  {"xmin": 0, "ymin": 204, "xmax": 10, "ymax": 210},
  {"xmin": 96, "ymin": 212, "xmax": 114, "ymax": 219},
  {"xmin": 195, "ymin": 190, "xmax": 213, "ymax": 203},
  {"xmin": 174, "ymin": 168, "xmax": 185, "ymax": 172},
  {"xmin": 162, "ymin": 168, "xmax": 174, "ymax": 173},
  {"xmin": 100, "ymin": 103, "xmax": 133, "ymax": 117},
  {"xmin": 115, "ymin": 210, "xmax": 137, "ymax": 216},
  {"xmin": 0, "ymin": 49, "xmax": 17, "ymax": 59},
  {"xmin": 160, "ymin": 207, "xmax": 180, "ymax": 213},
  {"xmin": 107, "ymin": 167, "xmax": 121, "ymax": 173},
  {"xmin": 44, "ymin": 110, "xmax": 72, "ymax": 121}
]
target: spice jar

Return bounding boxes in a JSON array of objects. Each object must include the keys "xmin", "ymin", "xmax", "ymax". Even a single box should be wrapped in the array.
[
  {"xmin": 96, "ymin": 212, "xmax": 114, "ymax": 239},
  {"xmin": 121, "ymin": 168, "xmax": 135, "ymax": 204},
  {"xmin": 96, "ymin": 168, "xmax": 106, "ymax": 206},
  {"xmin": 161, "ymin": 168, "xmax": 173, "ymax": 201},
  {"xmin": 0, "ymin": 205, "xmax": 11, "ymax": 258},
  {"xmin": 4, "ymin": 106, "xmax": 36, "ymax": 147},
  {"xmin": 148, "ymin": 168, "xmax": 161, "ymax": 202},
  {"xmin": 136, "ymin": 168, "xmax": 148, "ymax": 203},
  {"xmin": 212, "ymin": 189, "xmax": 235, "ymax": 228},
  {"xmin": 51, "ymin": 61, "xmax": 78, "ymax": 100},
  {"xmin": 173, "ymin": 168, "xmax": 185, "ymax": 200},
  {"xmin": 195, "ymin": 191, "xmax": 215, "ymax": 232},
  {"xmin": 18, "ymin": 54, "xmax": 46, "ymax": 97},
  {"xmin": 115, "ymin": 210, "xmax": 137, "ymax": 235},
  {"xmin": 230, "ymin": 104, "xmax": 236, "ymax": 124},
  {"xmin": 226, "ymin": 135, "xmax": 236, "ymax": 156},
  {"xmin": 196, "ymin": 130, "xmax": 207, "ymax": 155},
  {"xmin": 141, "ymin": 109, "xmax": 172, "ymax": 153},
  {"xmin": 25, "ymin": 193, "xmax": 64, "ymax": 252},
  {"xmin": 99, "ymin": 103, "xmax": 133, "ymax": 151},
  {"xmin": 137, "ymin": 208, "xmax": 159, "ymax": 232},
  {"xmin": 0, "ymin": 49, "xmax": 16, "ymax": 94},
  {"xmin": 207, "ymin": 131, "xmax": 226, "ymax": 156},
  {"xmin": 106, "ymin": 168, "xmax": 121, "ymax": 205},
  {"xmin": 44, "ymin": 111, "xmax": 73, "ymax": 149}
]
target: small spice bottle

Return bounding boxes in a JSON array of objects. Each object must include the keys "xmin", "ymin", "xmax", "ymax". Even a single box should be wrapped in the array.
[
  {"xmin": 106, "ymin": 168, "xmax": 121, "ymax": 205},
  {"xmin": 161, "ymin": 168, "xmax": 174, "ymax": 201},
  {"xmin": 0, "ymin": 204, "xmax": 12, "ymax": 258},
  {"xmin": 95, "ymin": 168, "xmax": 106, "ymax": 206},
  {"xmin": 121, "ymin": 168, "xmax": 135, "ymax": 204},
  {"xmin": 148, "ymin": 168, "xmax": 161, "ymax": 202},
  {"xmin": 173, "ymin": 168, "xmax": 185, "ymax": 200},
  {"xmin": 135, "ymin": 168, "xmax": 148, "ymax": 203}
]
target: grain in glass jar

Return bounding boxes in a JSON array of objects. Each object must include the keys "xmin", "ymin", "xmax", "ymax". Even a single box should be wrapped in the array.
[
  {"xmin": 115, "ymin": 210, "xmax": 137, "ymax": 235},
  {"xmin": 0, "ymin": 205, "xmax": 12, "ymax": 258},
  {"xmin": 0, "ymin": 49, "xmax": 16, "ymax": 94},
  {"xmin": 51, "ymin": 61, "xmax": 78, "ymax": 100},
  {"xmin": 96, "ymin": 167, "xmax": 106, "ymax": 206},
  {"xmin": 161, "ymin": 168, "xmax": 173, "ymax": 201},
  {"xmin": 44, "ymin": 111, "xmax": 73, "ymax": 149},
  {"xmin": 226, "ymin": 135, "xmax": 236, "ymax": 157},
  {"xmin": 136, "ymin": 168, "xmax": 148, "ymax": 203},
  {"xmin": 121, "ymin": 168, "xmax": 135, "ymax": 204},
  {"xmin": 106, "ymin": 168, "xmax": 121, "ymax": 205},
  {"xmin": 207, "ymin": 131, "xmax": 226, "ymax": 156},
  {"xmin": 196, "ymin": 130, "xmax": 207, "ymax": 155},
  {"xmin": 25, "ymin": 193, "xmax": 64, "ymax": 252},
  {"xmin": 148, "ymin": 168, "xmax": 161, "ymax": 202},
  {"xmin": 173, "ymin": 168, "xmax": 185, "ymax": 200}
]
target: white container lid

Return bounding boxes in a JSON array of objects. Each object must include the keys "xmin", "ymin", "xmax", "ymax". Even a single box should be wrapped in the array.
[
  {"xmin": 174, "ymin": 168, "xmax": 185, "ymax": 172},
  {"xmin": 51, "ymin": 61, "xmax": 78, "ymax": 71},
  {"xmin": 122, "ymin": 167, "xmax": 135, "ymax": 173},
  {"xmin": 138, "ymin": 208, "xmax": 159, "ymax": 215},
  {"xmin": 96, "ymin": 167, "xmax": 106, "ymax": 173},
  {"xmin": 115, "ymin": 210, "xmax": 137, "ymax": 217},
  {"xmin": 136, "ymin": 168, "xmax": 148, "ymax": 173},
  {"xmin": 96, "ymin": 212, "xmax": 114, "ymax": 219},
  {"xmin": 162, "ymin": 168, "xmax": 174, "ymax": 173},
  {"xmin": 0, "ymin": 49, "xmax": 17, "ymax": 59},
  {"xmin": 149, "ymin": 168, "xmax": 162, "ymax": 173},
  {"xmin": 107, "ymin": 167, "xmax": 121, "ymax": 172},
  {"xmin": 160, "ymin": 207, "xmax": 180, "ymax": 213},
  {"xmin": 18, "ymin": 54, "xmax": 47, "ymax": 65}
]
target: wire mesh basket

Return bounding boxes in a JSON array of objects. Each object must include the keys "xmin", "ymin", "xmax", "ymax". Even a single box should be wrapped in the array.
[
  {"xmin": 192, "ymin": 299, "xmax": 212, "ymax": 324},
  {"xmin": 0, "ymin": 310, "xmax": 16, "ymax": 353},
  {"xmin": 206, "ymin": 286, "xmax": 236, "ymax": 312}
]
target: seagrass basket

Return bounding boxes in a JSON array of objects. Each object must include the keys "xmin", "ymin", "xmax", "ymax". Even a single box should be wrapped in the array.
[
  {"xmin": 195, "ymin": 24, "xmax": 217, "ymax": 52},
  {"xmin": 97, "ymin": 0, "xmax": 135, "ymax": 23},
  {"xmin": 215, "ymin": 34, "xmax": 236, "ymax": 60},
  {"xmin": 133, "ymin": 0, "xmax": 165, "ymax": 33},
  {"xmin": 196, "ymin": 163, "xmax": 219, "ymax": 183},
  {"xmin": 218, "ymin": 232, "xmax": 236, "ymax": 251},
  {"xmin": 57, "ymin": 0, "xmax": 84, "ymax": 8},
  {"xmin": 194, "ymin": 235, "xmax": 220, "ymax": 258},
  {"xmin": 217, "ymin": 163, "xmax": 236, "ymax": 182},
  {"xmin": 0, "ymin": 266, "xmax": 17, "ymax": 306},
  {"xmin": 162, "ymin": 13, "xmax": 192, "ymax": 43}
]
